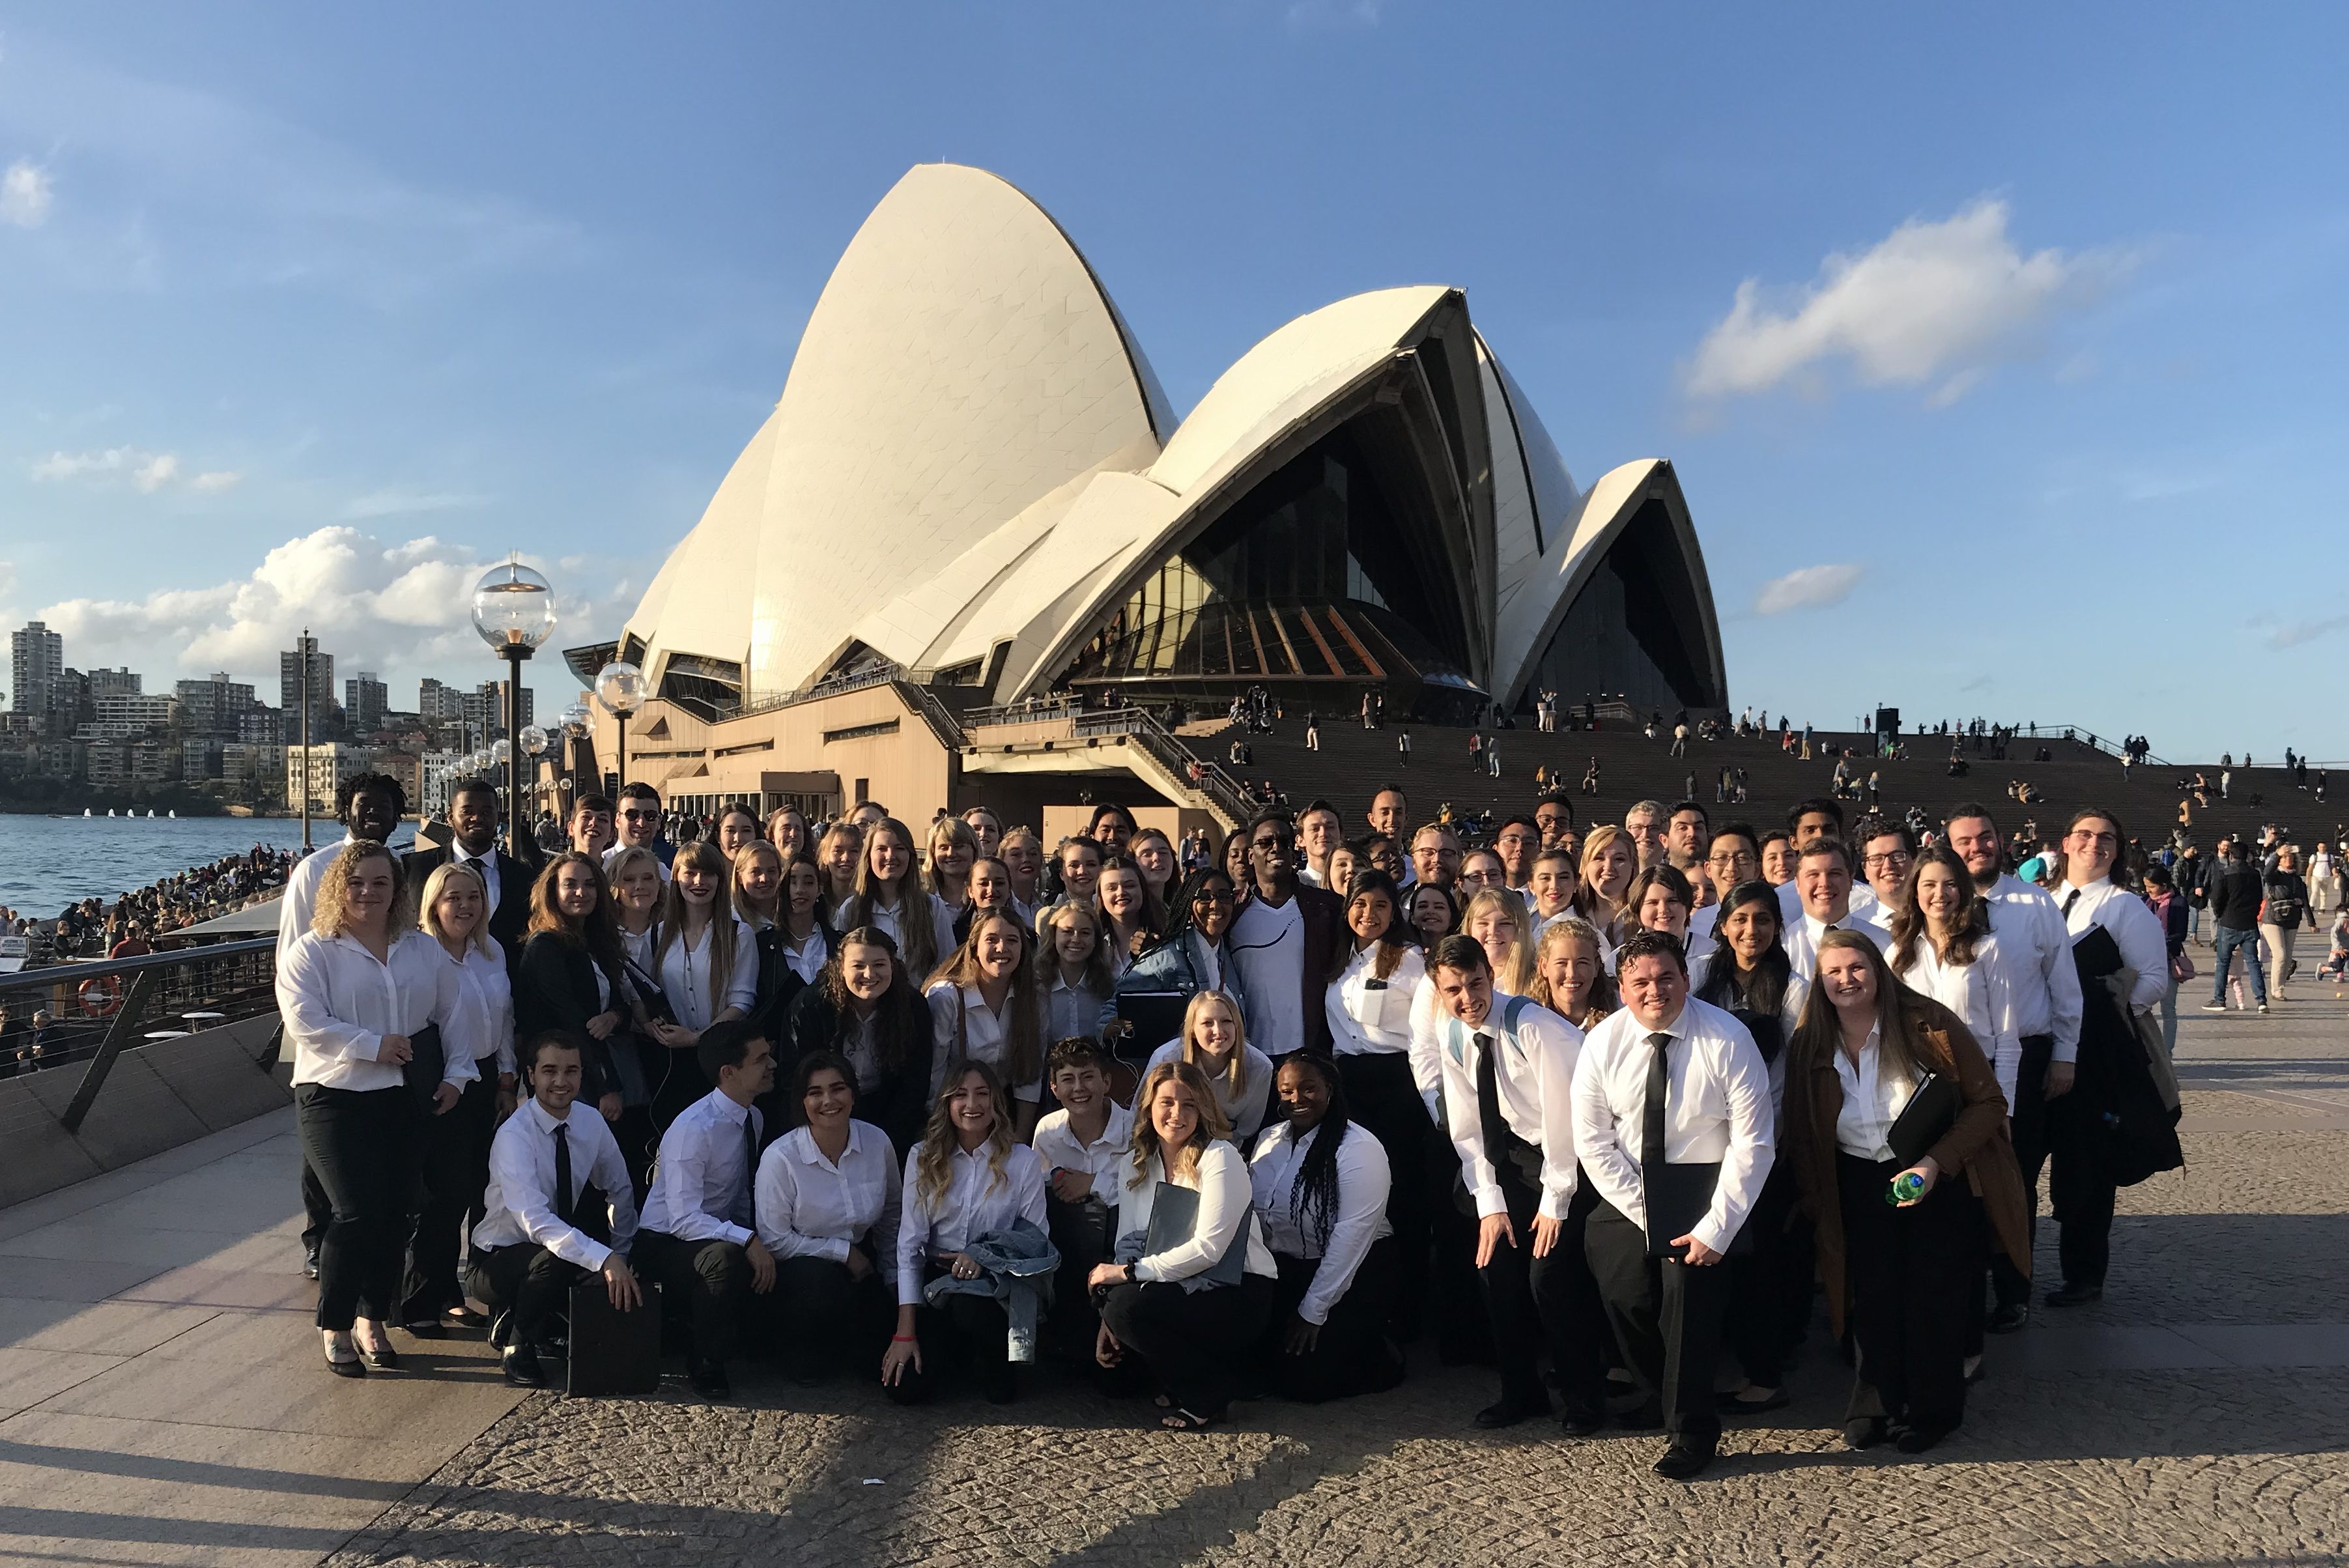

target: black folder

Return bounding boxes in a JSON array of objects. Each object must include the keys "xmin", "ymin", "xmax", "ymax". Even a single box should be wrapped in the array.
[
  {"xmin": 565, "ymin": 1277, "xmax": 662, "ymax": 1397},
  {"xmin": 1886, "ymin": 1071, "xmax": 1962, "ymax": 1167},
  {"xmin": 1143, "ymin": 1181, "xmax": 1246, "ymax": 1287},
  {"xmin": 1115, "ymin": 991, "xmax": 1190, "ymax": 1062},
  {"xmin": 1642, "ymin": 1161, "xmax": 1756, "ymax": 1258}
]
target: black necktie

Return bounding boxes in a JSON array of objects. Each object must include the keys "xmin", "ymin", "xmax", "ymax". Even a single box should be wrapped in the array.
[
  {"xmin": 2062, "ymin": 889, "xmax": 2081, "ymax": 919},
  {"xmin": 1472, "ymin": 1030, "xmax": 1511, "ymax": 1169},
  {"xmin": 552, "ymin": 1122, "xmax": 575, "ymax": 1227},
  {"xmin": 1641, "ymin": 1031, "xmax": 1673, "ymax": 1193},
  {"xmin": 741, "ymin": 1111, "xmax": 758, "ymax": 1204}
]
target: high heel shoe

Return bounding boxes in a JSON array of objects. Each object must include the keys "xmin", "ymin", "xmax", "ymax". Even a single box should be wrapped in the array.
[
  {"xmin": 354, "ymin": 1323, "xmax": 400, "ymax": 1370},
  {"xmin": 322, "ymin": 1330, "xmax": 365, "ymax": 1379}
]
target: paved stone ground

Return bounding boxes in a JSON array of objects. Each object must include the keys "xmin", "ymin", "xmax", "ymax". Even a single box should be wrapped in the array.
[{"xmin": 320, "ymin": 989, "xmax": 2349, "ymax": 1568}]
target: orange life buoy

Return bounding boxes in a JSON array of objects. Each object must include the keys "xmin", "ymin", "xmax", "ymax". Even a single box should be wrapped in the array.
[{"xmin": 78, "ymin": 975, "xmax": 124, "ymax": 1018}]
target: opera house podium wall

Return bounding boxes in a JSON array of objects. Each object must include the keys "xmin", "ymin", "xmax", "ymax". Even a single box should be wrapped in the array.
[{"xmin": 577, "ymin": 161, "xmax": 1728, "ymax": 826}]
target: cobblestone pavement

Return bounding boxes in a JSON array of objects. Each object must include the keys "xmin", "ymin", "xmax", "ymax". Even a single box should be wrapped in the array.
[{"xmin": 325, "ymin": 995, "xmax": 2349, "ymax": 1568}]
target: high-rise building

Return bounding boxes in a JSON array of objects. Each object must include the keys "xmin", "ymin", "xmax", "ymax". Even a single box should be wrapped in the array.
[
  {"xmin": 459, "ymin": 679, "xmax": 534, "ymax": 741},
  {"xmin": 418, "ymin": 677, "xmax": 464, "ymax": 722},
  {"xmin": 175, "ymin": 672, "xmax": 257, "ymax": 737},
  {"xmin": 279, "ymin": 636, "xmax": 334, "ymax": 741},
  {"xmin": 345, "ymin": 671, "xmax": 388, "ymax": 735},
  {"xmin": 85, "ymin": 668, "xmax": 141, "ymax": 702},
  {"xmin": 10, "ymin": 621, "xmax": 63, "ymax": 716}
]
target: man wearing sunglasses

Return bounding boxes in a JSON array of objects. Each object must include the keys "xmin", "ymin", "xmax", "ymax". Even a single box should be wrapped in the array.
[{"xmin": 603, "ymin": 781, "xmax": 676, "ymax": 874}]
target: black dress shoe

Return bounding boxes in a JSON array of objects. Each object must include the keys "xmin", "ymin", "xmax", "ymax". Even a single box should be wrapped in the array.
[
  {"xmin": 1558, "ymin": 1403, "xmax": 1606, "ymax": 1437},
  {"xmin": 360, "ymin": 1341, "xmax": 400, "ymax": 1371},
  {"xmin": 1473, "ymin": 1397, "xmax": 1544, "ymax": 1429},
  {"xmin": 2044, "ymin": 1283, "xmax": 2103, "ymax": 1308},
  {"xmin": 1651, "ymin": 1440, "xmax": 1716, "ymax": 1479},
  {"xmin": 1986, "ymin": 1302, "xmax": 2030, "ymax": 1334},
  {"xmin": 503, "ymin": 1345, "xmax": 546, "ymax": 1388},
  {"xmin": 1844, "ymin": 1416, "xmax": 1887, "ymax": 1449},
  {"xmin": 303, "ymin": 1245, "xmax": 321, "ymax": 1281},
  {"xmin": 1896, "ymin": 1419, "xmax": 1957, "ymax": 1454},
  {"xmin": 1614, "ymin": 1399, "xmax": 1664, "ymax": 1431},
  {"xmin": 689, "ymin": 1358, "xmax": 732, "ymax": 1400},
  {"xmin": 488, "ymin": 1310, "xmax": 514, "ymax": 1351},
  {"xmin": 401, "ymin": 1319, "xmax": 449, "ymax": 1339},
  {"xmin": 444, "ymin": 1305, "xmax": 491, "ymax": 1332}
]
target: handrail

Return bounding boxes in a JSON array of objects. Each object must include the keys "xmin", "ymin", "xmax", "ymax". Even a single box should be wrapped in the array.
[
  {"xmin": 1118, "ymin": 709, "xmax": 1252, "ymax": 825},
  {"xmin": 965, "ymin": 698, "xmax": 1077, "ymax": 729},
  {"xmin": 0, "ymin": 935, "xmax": 276, "ymax": 995},
  {"xmin": 892, "ymin": 679, "xmax": 969, "ymax": 750}
]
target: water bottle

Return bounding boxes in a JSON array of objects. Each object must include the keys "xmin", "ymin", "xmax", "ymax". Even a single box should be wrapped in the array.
[{"xmin": 1885, "ymin": 1169, "xmax": 1926, "ymax": 1206}]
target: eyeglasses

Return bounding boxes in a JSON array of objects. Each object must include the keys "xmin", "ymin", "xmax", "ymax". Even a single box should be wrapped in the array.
[
  {"xmin": 1862, "ymin": 851, "xmax": 1913, "ymax": 870},
  {"xmin": 1191, "ymin": 889, "xmax": 1233, "ymax": 905}
]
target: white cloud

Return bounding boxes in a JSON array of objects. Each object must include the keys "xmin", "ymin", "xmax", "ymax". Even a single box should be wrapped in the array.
[
  {"xmin": 1686, "ymin": 199, "xmax": 2124, "ymax": 404},
  {"xmin": 33, "ymin": 525, "xmax": 640, "ymax": 702},
  {"xmin": 29, "ymin": 444, "xmax": 239, "ymax": 494},
  {"xmin": 0, "ymin": 157, "xmax": 51, "ymax": 227},
  {"xmin": 1754, "ymin": 563, "xmax": 1864, "ymax": 616}
]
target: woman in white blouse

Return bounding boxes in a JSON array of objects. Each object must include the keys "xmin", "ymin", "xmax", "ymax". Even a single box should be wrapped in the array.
[
  {"xmin": 816, "ymin": 821, "xmax": 863, "ymax": 930},
  {"xmin": 278, "ymin": 842, "xmax": 467, "ymax": 1378},
  {"xmin": 1887, "ymin": 848, "xmax": 2021, "ymax": 1108},
  {"xmin": 1321, "ymin": 869, "xmax": 1429, "ymax": 1330},
  {"xmin": 924, "ymin": 815, "xmax": 979, "ymax": 925},
  {"xmin": 1090, "ymin": 1059, "xmax": 1278, "ymax": 1431},
  {"xmin": 842, "ymin": 816, "xmax": 957, "ymax": 988},
  {"xmin": 399, "ymin": 861, "xmax": 515, "ymax": 1333},
  {"xmin": 924, "ymin": 909, "xmax": 1046, "ymax": 1135},
  {"xmin": 608, "ymin": 848, "xmax": 664, "ymax": 979},
  {"xmin": 754, "ymin": 1050, "xmax": 901, "ymax": 1385},
  {"xmin": 648, "ymin": 840, "xmax": 760, "ymax": 1126},
  {"xmin": 1145, "ymin": 990, "xmax": 1274, "ymax": 1143},
  {"xmin": 1249, "ymin": 1054, "xmax": 1403, "ymax": 1401},
  {"xmin": 883, "ymin": 1062, "xmax": 1048, "ymax": 1406},
  {"xmin": 1037, "ymin": 900, "xmax": 1117, "ymax": 1062}
]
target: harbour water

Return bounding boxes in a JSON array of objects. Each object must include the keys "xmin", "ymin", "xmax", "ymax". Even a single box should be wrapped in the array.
[{"xmin": 0, "ymin": 814, "xmax": 389, "ymax": 920}]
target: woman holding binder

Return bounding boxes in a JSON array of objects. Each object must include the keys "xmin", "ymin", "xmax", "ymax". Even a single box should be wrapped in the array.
[
  {"xmin": 1090, "ymin": 1059, "xmax": 1277, "ymax": 1430},
  {"xmin": 1781, "ymin": 930, "xmax": 2029, "ymax": 1453}
]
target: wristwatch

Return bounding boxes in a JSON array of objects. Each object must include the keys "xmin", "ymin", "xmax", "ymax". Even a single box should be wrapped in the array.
[{"xmin": 1122, "ymin": 1262, "xmax": 1138, "ymax": 1284}]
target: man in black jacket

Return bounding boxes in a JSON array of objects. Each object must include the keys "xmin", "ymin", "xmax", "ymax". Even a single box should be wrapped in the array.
[{"xmin": 2200, "ymin": 839, "xmax": 2268, "ymax": 1014}]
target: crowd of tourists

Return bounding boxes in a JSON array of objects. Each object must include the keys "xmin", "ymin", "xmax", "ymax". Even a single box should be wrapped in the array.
[
  {"xmin": 274, "ymin": 760, "xmax": 2191, "ymax": 1479},
  {"xmin": 3, "ymin": 844, "xmax": 297, "ymax": 954}
]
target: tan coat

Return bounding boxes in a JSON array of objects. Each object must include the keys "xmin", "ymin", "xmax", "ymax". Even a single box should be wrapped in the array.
[{"xmin": 1781, "ymin": 993, "xmax": 2032, "ymax": 1336}]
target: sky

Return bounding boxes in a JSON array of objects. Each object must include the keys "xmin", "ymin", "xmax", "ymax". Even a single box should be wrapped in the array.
[{"xmin": 1, "ymin": 3, "xmax": 2343, "ymax": 760}]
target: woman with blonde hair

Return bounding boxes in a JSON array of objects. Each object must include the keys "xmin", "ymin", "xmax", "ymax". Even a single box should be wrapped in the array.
[
  {"xmin": 1145, "ymin": 990, "xmax": 1274, "ymax": 1141},
  {"xmin": 1091, "ymin": 1059, "xmax": 1277, "ymax": 1430},
  {"xmin": 278, "ymin": 841, "xmax": 466, "ymax": 1376},
  {"xmin": 649, "ymin": 838, "xmax": 760, "ymax": 1126},
  {"xmin": 1460, "ymin": 887, "xmax": 1536, "ymax": 997},
  {"xmin": 883, "ymin": 1061, "xmax": 1047, "ymax": 1405},
  {"xmin": 841, "ymin": 816, "xmax": 958, "ymax": 990},
  {"xmin": 816, "ymin": 821, "xmax": 863, "ymax": 928},
  {"xmin": 399, "ymin": 861, "xmax": 515, "ymax": 1333},
  {"xmin": 1570, "ymin": 824, "xmax": 1637, "ymax": 943},
  {"xmin": 999, "ymin": 825, "xmax": 1046, "ymax": 910},
  {"xmin": 925, "ymin": 815, "xmax": 980, "ymax": 917},
  {"xmin": 1526, "ymin": 915, "xmax": 1617, "ymax": 1031},
  {"xmin": 924, "ymin": 907, "xmax": 1046, "ymax": 1135},
  {"xmin": 1782, "ymin": 930, "xmax": 2029, "ymax": 1453}
]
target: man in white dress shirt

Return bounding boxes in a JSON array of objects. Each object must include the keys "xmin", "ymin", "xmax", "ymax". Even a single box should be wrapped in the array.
[
  {"xmin": 604, "ymin": 782, "xmax": 676, "ymax": 874},
  {"xmin": 279, "ymin": 773, "xmax": 408, "ymax": 1282},
  {"xmin": 634, "ymin": 1019, "xmax": 778, "ymax": 1398},
  {"xmin": 1624, "ymin": 801, "xmax": 1668, "ymax": 871},
  {"xmin": 468, "ymin": 1031, "xmax": 642, "ymax": 1387},
  {"xmin": 1854, "ymin": 818, "xmax": 1916, "ymax": 915},
  {"xmin": 1031, "ymin": 1039, "xmax": 1135, "ymax": 1364},
  {"xmin": 1295, "ymin": 801, "xmax": 1345, "ymax": 891},
  {"xmin": 1946, "ymin": 805, "xmax": 2083, "ymax": 1333},
  {"xmin": 1777, "ymin": 797, "xmax": 1880, "ymax": 926},
  {"xmin": 1492, "ymin": 814, "xmax": 1543, "ymax": 893},
  {"xmin": 1573, "ymin": 930, "xmax": 1774, "ymax": 1480},
  {"xmin": 1782, "ymin": 840, "xmax": 1892, "ymax": 982},
  {"xmin": 1429, "ymin": 935, "xmax": 1608, "ymax": 1437}
]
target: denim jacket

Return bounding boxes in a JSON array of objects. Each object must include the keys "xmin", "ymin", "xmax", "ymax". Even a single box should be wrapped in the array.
[
  {"xmin": 920, "ymin": 1218, "xmax": 1061, "ymax": 1363},
  {"xmin": 1098, "ymin": 932, "xmax": 1248, "ymax": 1037}
]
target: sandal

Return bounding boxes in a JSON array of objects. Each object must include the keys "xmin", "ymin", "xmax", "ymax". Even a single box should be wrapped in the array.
[{"xmin": 1159, "ymin": 1406, "xmax": 1219, "ymax": 1432}]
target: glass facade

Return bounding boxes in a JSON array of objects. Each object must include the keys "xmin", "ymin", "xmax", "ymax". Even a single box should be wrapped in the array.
[
  {"xmin": 1518, "ymin": 498, "xmax": 1719, "ymax": 715},
  {"xmin": 1061, "ymin": 425, "xmax": 1477, "ymax": 701}
]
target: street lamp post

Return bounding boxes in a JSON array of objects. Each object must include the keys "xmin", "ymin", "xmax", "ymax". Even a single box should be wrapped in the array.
[
  {"xmin": 560, "ymin": 702, "xmax": 590, "ymax": 801},
  {"xmin": 470, "ymin": 562, "xmax": 557, "ymax": 859},
  {"xmin": 593, "ymin": 661, "xmax": 646, "ymax": 792},
  {"xmin": 520, "ymin": 724, "xmax": 548, "ymax": 837}
]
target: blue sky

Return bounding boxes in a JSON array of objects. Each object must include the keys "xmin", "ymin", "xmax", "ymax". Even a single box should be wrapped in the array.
[{"xmin": 1, "ymin": 3, "xmax": 2342, "ymax": 759}]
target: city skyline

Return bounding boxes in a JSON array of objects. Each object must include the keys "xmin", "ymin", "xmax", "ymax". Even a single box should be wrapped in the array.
[{"xmin": 2, "ymin": 7, "xmax": 2345, "ymax": 758}]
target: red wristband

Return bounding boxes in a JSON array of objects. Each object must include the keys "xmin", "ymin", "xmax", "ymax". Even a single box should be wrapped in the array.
[{"xmin": 890, "ymin": 1334, "xmax": 917, "ymax": 1342}]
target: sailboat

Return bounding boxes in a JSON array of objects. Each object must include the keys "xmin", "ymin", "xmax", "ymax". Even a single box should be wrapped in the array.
[
  {"xmin": 167, "ymin": 809, "xmax": 177, "ymax": 819},
  {"xmin": 82, "ymin": 808, "xmax": 92, "ymax": 818},
  {"xmin": 107, "ymin": 808, "xmax": 117, "ymax": 818}
]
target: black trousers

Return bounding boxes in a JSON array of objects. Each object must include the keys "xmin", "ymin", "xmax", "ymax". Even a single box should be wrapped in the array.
[
  {"xmin": 1481, "ymin": 1169, "xmax": 1606, "ymax": 1416},
  {"xmin": 401, "ymin": 1070, "xmax": 498, "ymax": 1322},
  {"xmin": 758, "ymin": 1254, "xmax": 892, "ymax": 1382},
  {"xmin": 465, "ymin": 1242, "xmax": 585, "ymax": 1349},
  {"xmin": 1044, "ymin": 1192, "xmax": 1115, "ymax": 1356},
  {"xmin": 1585, "ymin": 1199, "xmax": 1729, "ymax": 1444},
  {"xmin": 301, "ymin": 1159, "xmax": 332, "ymax": 1255},
  {"xmin": 2047, "ymin": 1083, "xmax": 2117, "ymax": 1290},
  {"xmin": 296, "ymin": 1083, "xmax": 421, "ymax": 1331},
  {"xmin": 1429, "ymin": 1118, "xmax": 1492, "ymax": 1365},
  {"xmin": 1102, "ymin": 1273, "xmax": 1276, "ymax": 1418},
  {"xmin": 632, "ymin": 1229, "xmax": 749, "ymax": 1363},
  {"xmin": 1336, "ymin": 1052, "xmax": 1429, "ymax": 1337},
  {"xmin": 1992, "ymin": 1034, "xmax": 2053, "ymax": 1309},
  {"xmin": 886, "ymin": 1274, "xmax": 1017, "ymax": 1404},
  {"xmin": 1257, "ymin": 1237, "xmax": 1404, "ymax": 1403},
  {"xmin": 1837, "ymin": 1152, "xmax": 1982, "ymax": 1431},
  {"xmin": 1726, "ymin": 1160, "xmax": 1812, "ymax": 1386}
]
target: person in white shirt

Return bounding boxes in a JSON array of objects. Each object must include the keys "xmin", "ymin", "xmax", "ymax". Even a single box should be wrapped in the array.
[
  {"xmin": 884, "ymin": 1061, "xmax": 1049, "ymax": 1406},
  {"xmin": 925, "ymin": 909, "xmax": 1047, "ymax": 1133},
  {"xmin": 1031, "ymin": 1038, "xmax": 1134, "ymax": 1364},
  {"xmin": 773, "ymin": 853, "xmax": 834, "ymax": 990},
  {"xmin": 1572, "ymin": 930, "xmax": 1774, "ymax": 1480},
  {"xmin": 468, "ymin": 1029, "xmax": 642, "ymax": 1389},
  {"xmin": 1944, "ymin": 805, "xmax": 2085, "ymax": 1333},
  {"xmin": 399, "ymin": 862, "xmax": 519, "ymax": 1334},
  {"xmin": 1689, "ymin": 826, "xmax": 1761, "ymax": 960},
  {"xmin": 752, "ymin": 1050, "xmax": 900, "ymax": 1386},
  {"xmin": 1146, "ymin": 991, "xmax": 1275, "ymax": 1142},
  {"xmin": 1686, "ymin": 879, "xmax": 1809, "ymax": 1414},
  {"xmin": 1229, "ymin": 811, "xmax": 1342, "ymax": 1061},
  {"xmin": 1886, "ymin": 848, "xmax": 2023, "ymax": 1107},
  {"xmin": 278, "ymin": 840, "xmax": 468, "ymax": 1380},
  {"xmin": 840, "ymin": 817, "xmax": 958, "ymax": 986},
  {"xmin": 1322, "ymin": 869, "xmax": 1431, "ymax": 1339},
  {"xmin": 1623, "ymin": 864, "xmax": 1709, "ymax": 967},
  {"xmin": 1091, "ymin": 1059, "xmax": 1278, "ymax": 1431},
  {"xmin": 1295, "ymin": 800, "xmax": 1346, "ymax": 891},
  {"xmin": 1779, "ymin": 930, "xmax": 2029, "ymax": 1455},
  {"xmin": 1776, "ymin": 797, "xmax": 1880, "ymax": 928},
  {"xmin": 1036, "ymin": 902, "xmax": 1117, "ymax": 1064},
  {"xmin": 1782, "ymin": 839, "xmax": 1892, "ymax": 982},
  {"xmin": 1249, "ymin": 1053, "xmax": 1402, "ymax": 1401},
  {"xmin": 634, "ymin": 1020, "xmax": 778, "ymax": 1399},
  {"xmin": 279, "ymin": 774, "xmax": 408, "ymax": 1282},
  {"xmin": 2042, "ymin": 807, "xmax": 2172, "ymax": 1309},
  {"xmin": 648, "ymin": 840, "xmax": 761, "ymax": 1125},
  {"xmin": 1429, "ymin": 934, "xmax": 1607, "ymax": 1436}
]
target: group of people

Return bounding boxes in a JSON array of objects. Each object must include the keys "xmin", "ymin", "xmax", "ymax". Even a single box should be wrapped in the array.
[
  {"xmin": 7, "ymin": 842, "xmax": 295, "ymax": 954},
  {"xmin": 270, "ymin": 759, "xmax": 2180, "ymax": 1479}
]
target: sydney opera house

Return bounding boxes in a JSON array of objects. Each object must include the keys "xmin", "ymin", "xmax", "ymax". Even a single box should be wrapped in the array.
[{"xmin": 569, "ymin": 163, "xmax": 1725, "ymax": 827}]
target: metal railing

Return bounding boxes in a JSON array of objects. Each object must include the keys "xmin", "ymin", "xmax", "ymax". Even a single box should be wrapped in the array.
[
  {"xmin": 964, "ymin": 698, "xmax": 1077, "ymax": 729},
  {"xmin": 0, "ymin": 937, "xmax": 278, "ymax": 1132},
  {"xmin": 892, "ymin": 680, "xmax": 969, "ymax": 751},
  {"xmin": 1116, "ymin": 709, "xmax": 1253, "ymax": 825}
]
